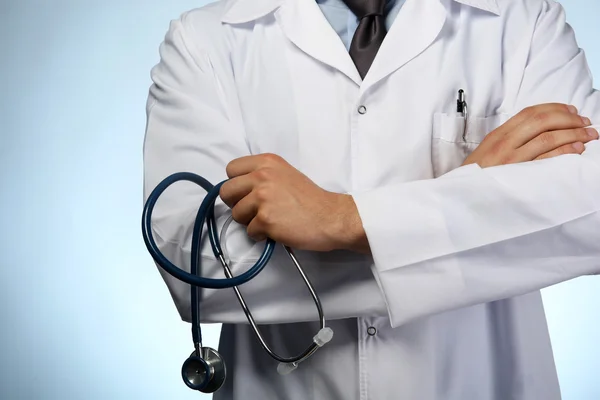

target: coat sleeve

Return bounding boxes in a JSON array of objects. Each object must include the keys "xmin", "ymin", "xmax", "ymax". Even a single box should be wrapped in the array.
[
  {"xmin": 351, "ymin": 1, "xmax": 600, "ymax": 328},
  {"xmin": 143, "ymin": 13, "xmax": 388, "ymax": 325},
  {"xmin": 143, "ymin": 14, "xmax": 250, "ymax": 324}
]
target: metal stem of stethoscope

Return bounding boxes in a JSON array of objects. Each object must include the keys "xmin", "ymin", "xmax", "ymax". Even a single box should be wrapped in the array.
[{"xmin": 216, "ymin": 216, "xmax": 325, "ymax": 365}]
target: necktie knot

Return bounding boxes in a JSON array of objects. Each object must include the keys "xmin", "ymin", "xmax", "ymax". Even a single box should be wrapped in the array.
[
  {"xmin": 342, "ymin": 0, "xmax": 386, "ymax": 20},
  {"xmin": 341, "ymin": 0, "xmax": 388, "ymax": 79}
]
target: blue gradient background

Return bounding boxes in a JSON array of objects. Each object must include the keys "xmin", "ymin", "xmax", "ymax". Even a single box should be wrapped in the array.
[{"xmin": 0, "ymin": 1, "xmax": 598, "ymax": 399}]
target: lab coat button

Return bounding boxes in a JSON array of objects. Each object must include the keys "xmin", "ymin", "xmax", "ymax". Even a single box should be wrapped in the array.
[
  {"xmin": 367, "ymin": 326, "xmax": 377, "ymax": 336},
  {"xmin": 358, "ymin": 105, "xmax": 367, "ymax": 114}
]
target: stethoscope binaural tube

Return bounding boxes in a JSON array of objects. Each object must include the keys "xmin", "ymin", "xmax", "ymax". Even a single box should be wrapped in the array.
[
  {"xmin": 218, "ymin": 214, "xmax": 330, "ymax": 367},
  {"xmin": 142, "ymin": 171, "xmax": 334, "ymax": 387}
]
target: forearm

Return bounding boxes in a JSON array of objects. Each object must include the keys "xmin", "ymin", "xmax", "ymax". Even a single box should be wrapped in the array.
[
  {"xmin": 151, "ymin": 205, "xmax": 387, "ymax": 324},
  {"xmin": 348, "ymin": 142, "xmax": 600, "ymax": 327}
]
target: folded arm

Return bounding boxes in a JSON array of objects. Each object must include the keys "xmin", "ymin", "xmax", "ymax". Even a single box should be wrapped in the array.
[{"xmin": 351, "ymin": 1, "xmax": 600, "ymax": 328}]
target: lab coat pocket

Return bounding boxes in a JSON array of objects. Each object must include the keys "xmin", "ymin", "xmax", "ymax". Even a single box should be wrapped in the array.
[{"xmin": 432, "ymin": 113, "xmax": 510, "ymax": 177}]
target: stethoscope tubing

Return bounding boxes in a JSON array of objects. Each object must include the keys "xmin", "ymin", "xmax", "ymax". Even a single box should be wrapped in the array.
[
  {"xmin": 142, "ymin": 172, "xmax": 274, "ymax": 289},
  {"xmin": 142, "ymin": 171, "xmax": 327, "ymax": 366}
]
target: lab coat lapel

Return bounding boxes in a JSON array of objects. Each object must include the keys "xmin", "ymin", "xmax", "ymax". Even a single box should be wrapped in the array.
[
  {"xmin": 361, "ymin": 0, "xmax": 447, "ymax": 93},
  {"xmin": 275, "ymin": 0, "xmax": 362, "ymax": 86}
]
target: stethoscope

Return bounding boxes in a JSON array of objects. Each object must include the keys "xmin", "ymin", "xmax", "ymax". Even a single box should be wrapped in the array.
[{"xmin": 142, "ymin": 172, "xmax": 333, "ymax": 393}]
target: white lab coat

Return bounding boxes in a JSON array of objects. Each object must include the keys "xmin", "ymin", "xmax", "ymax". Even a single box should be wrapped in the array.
[{"xmin": 143, "ymin": 0, "xmax": 600, "ymax": 398}]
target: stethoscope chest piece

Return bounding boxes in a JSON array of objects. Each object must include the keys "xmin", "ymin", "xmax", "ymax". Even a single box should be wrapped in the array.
[
  {"xmin": 182, "ymin": 347, "xmax": 227, "ymax": 393},
  {"xmin": 144, "ymin": 175, "xmax": 333, "ymax": 393}
]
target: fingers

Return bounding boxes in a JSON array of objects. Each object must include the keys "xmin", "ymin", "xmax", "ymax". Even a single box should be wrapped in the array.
[
  {"xmin": 246, "ymin": 217, "xmax": 268, "ymax": 242},
  {"xmin": 225, "ymin": 155, "xmax": 259, "ymax": 178},
  {"xmin": 230, "ymin": 191, "xmax": 259, "ymax": 226},
  {"xmin": 219, "ymin": 175, "xmax": 254, "ymax": 208},
  {"xmin": 235, "ymin": 192, "xmax": 269, "ymax": 241},
  {"xmin": 463, "ymin": 103, "xmax": 595, "ymax": 168},
  {"xmin": 508, "ymin": 104, "xmax": 590, "ymax": 148},
  {"xmin": 495, "ymin": 103, "xmax": 575, "ymax": 136},
  {"xmin": 225, "ymin": 153, "xmax": 285, "ymax": 178},
  {"xmin": 221, "ymin": 153, "xmax": 285, "ymax": 207},
  {"xmin": 534, "ymin": 142, "xmax": 586, "ymax": 161},
  {"xmin": 228, "ymin": 176, "xmax": 277, "ymax": 226},
  {"xmin": 518, "ymin": 127, "xmax": 598, "ymax": 161}
]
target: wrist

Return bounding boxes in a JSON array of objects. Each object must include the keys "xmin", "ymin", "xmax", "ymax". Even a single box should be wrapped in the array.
[{"xmin": 325, "ymin": 193, "xmax": 371, "ymax": 254}]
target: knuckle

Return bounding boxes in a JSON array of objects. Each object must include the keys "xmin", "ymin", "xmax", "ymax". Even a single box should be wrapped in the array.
[
  {"xmin": 563, "ymin": 103, "xmax": 576, "ymax": 114},
  {"xmin": 261, "ymin": 153, "xmax": 282, "ymax": 165},
  {"xmin": 547, "ymin": 103, "xmax": 569, "ymax": 113},
  {"xmin": 560, "ymin": 144, "xmax": 575, "ymax": 154},
  {"xmin": 538, "ymin": 132, "xmax": 555, "ymax": 147},
  {"xmin": 571, "ymin": 114, "xmax": 585, "ymax": 127},
  {"xmin": 254, "ymin": 167, "xmax": 274, "ymax": 181},
  {"xmin": 532, "ymin": 111, "xmax": 550, "ymax": 125},
  {"xmin": 555, "ymin": 146, "xmax": 568, "ymax": 155},
  {"xmin": 256, "ymin": 209, "xmax": 272, "ymax": 226},
  {"xmin": 254, "ymin": 186, "xmax": 271, "ymax": 202},
  {"xmin": 520, "ymin": 106, "xmax": 536, "ymax": 118}
]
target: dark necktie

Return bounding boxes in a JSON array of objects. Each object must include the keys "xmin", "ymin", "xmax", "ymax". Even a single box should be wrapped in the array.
[{"xmin": 342, "ymin": 0, "xmax": 388, "ymax": 79}]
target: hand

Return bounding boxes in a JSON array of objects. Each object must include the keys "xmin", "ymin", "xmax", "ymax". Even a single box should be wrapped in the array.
[
  {"xmin": 462, "ymin": 103, "xmax": 598, "ymax": 168},
  {"xmin": 219, "ymin": 153, "xmax": 366, "ymax": 252}
]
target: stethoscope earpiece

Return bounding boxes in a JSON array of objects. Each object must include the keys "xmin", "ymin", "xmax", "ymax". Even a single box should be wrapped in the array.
[{"xmin": 181, "ymin": 347, "xmax": 226, "ymax": 393}]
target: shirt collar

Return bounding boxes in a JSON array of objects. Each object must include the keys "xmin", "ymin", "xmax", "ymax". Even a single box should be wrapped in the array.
[{"xmin": 221, "ymin": 0, "xmax": 500, "ymax": 24}]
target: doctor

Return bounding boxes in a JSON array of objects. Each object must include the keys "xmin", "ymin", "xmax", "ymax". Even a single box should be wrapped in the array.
[{"xmin": 143, "ymin": 0, "xmax": 600, "ymax": 398}]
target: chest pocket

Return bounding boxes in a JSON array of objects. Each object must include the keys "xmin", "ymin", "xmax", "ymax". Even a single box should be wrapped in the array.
[{"xmin": 432, "ymin": 113, "xmax": 510, "ymax": 177}]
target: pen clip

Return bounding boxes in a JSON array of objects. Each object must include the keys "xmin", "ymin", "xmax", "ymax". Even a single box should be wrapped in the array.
[
  {"xmin": 457, "ymin": 89, "xmax": 468, "ymax": 142},
  {"xmin": 457, "ymin": 89, "xmax": 466, "ymax": 114}
]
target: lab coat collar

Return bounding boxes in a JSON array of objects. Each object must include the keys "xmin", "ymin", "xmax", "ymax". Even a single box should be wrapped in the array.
[
  {"xmin": 221, "ymin": 0, "xmax": 501, "ymax": 24},
  {"xmin": 221, "ymin": 0, "xmax": 284, "ymax": 24},
  {"xmin": 454, "ymin": 0, "xmax": 500, "ymax": 15}
]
